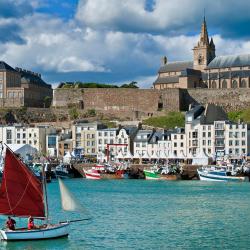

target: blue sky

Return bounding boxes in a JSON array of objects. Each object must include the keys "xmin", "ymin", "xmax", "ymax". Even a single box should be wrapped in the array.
[{"xmin": 1, "ymin": 0, "xmax": 250, "ymax": 88}]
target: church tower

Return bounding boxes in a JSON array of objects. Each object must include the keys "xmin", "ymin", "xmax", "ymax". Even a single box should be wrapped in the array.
[{"xmin": 193, "ymin": 17, "xmax": 216, "ymax": 71}]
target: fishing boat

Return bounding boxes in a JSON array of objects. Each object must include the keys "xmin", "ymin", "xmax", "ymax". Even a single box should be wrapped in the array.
[
  {"xmin": 0, "ymin": 146, "xmax": 84, "ymax": 241},
  {"xmin": 144, "ymin": 166, "xmax": 180, "ymax": 180},
  {"xmin": 197, "ymin": 166, "xmax": 248, "ymax": 182},
  {"xmin": 54, "ymin": 164, "xmax": 74, "ymax": 179},
  {"xmin": 84, "ymin": 168, "xmax": 101, "ymax": 179}
]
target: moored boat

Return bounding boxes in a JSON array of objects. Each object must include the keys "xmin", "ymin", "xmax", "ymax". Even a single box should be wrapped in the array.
[
  {"xmin": 84, "ymin": 169, "xmax": 101, "ymax": 179},
  {"xmin": 144, "ymin": 165, "xmax": 180, "ymax": 180},
  {"xmin": 197, "ymin": 167, "xmax": 248, "ymax": 182}
]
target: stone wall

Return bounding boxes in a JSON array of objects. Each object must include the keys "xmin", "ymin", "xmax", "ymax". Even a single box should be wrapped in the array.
[
  {"xmin": 184, "ymin": 89, "xmax": 250, "ymax": 112},
  {"xmin": 53, "ymin": 87, "xmax": 250, "ymax": 119},
  {"xmin": 53, "ymin": 88, "xmax": 182, "ymax": 119}
]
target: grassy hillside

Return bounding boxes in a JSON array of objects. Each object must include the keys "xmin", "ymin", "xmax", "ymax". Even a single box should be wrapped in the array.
[
  {"xmin": 142, "ymin": 112, "xmax": 185, "ymax": 129},
  {"xmin": 228, "ymin": 109, "xmax": 250, "ymax": 123}
]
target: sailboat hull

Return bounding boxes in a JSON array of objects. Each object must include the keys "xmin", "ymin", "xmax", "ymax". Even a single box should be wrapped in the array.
[{"xmin": 0, "ymin": 223, "xmax": 70, "ymax": 241}]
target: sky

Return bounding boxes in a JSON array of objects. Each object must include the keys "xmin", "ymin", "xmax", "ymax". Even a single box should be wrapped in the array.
[{"xmin": 1, "ymin": 0, "xmax": 250, "ymax": 88}]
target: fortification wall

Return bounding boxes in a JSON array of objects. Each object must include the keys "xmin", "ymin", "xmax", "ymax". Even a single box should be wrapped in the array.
[
  {"xmin": 185, "ymin": 89, "xmax": 250, "ymax": 112},
  {"xmin": 53, "ymin": 88, "xmax": 181, "ymax": 119}
]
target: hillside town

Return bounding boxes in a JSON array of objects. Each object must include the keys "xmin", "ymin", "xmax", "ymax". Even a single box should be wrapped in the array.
[{"xmin": 0, "ymin": 104, "xmax": 247, "ymax": 166}]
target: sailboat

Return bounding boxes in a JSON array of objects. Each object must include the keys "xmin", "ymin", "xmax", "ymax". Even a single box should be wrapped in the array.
[{"xmin": 0, "ymin": 146, "xmax": 82, "ymax": 241}]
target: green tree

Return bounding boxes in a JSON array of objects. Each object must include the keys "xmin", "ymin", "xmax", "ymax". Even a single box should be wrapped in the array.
[
  {"xmin": 120, "ymin": 81, "xmax": 139, "ymax": 88},
  {"xmin": 69, "ymin": 107, "xmax": 79, "ymax": 120},
  {"xmin": 43, "ymin": 96, "xmax": 52, "ymax": 108}
]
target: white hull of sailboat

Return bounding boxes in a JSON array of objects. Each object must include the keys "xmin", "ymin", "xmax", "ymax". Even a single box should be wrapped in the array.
[{"xmin": 0, "ymin": 223, "xmax": 70, "ymax": 241}]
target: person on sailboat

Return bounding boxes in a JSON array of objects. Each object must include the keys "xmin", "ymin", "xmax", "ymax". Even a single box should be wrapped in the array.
[
  {"xmin": 28, "ymin": 216, "xmax": 37, "ymax": 230},
  {"xmin": 6, "ymin": 216, "xmax": 16, "ymax": 230}
]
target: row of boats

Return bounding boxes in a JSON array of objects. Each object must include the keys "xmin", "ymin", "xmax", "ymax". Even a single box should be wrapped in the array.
[{"xmin": 83, "ymin": 163, "xmax": 250, "ymax": 182}]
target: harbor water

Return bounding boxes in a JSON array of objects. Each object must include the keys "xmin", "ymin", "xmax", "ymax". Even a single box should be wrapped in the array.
[{"xmin": 1, "ymin": 179, "xmax": 250, "ymax": 249}]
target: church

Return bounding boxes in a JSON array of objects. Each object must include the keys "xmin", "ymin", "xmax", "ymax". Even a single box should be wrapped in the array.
[{"xmin": 153, "ymin": 18, "xmax": 250, "ymax": 90}]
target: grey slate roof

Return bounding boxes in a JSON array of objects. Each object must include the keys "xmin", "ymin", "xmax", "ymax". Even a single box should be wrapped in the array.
[
  {"xmin": 134, "ymin": 130, "xmax": 153, "ymax": 142},
  {"xmin": 0, "ymin": 61, "xmax": 16, "ymax": 72},
  {"xmin": 180, "ymin": 68, "xmax": 201, "ymax": 77},
  {"xmin": 21, "ymin": 71, "xmax": 51, "ymax": 87},
  {"xmin": 207, "ymin": 54, "xmax": 250, "ymax": 69},
  {"xmin": 158, "ymin": 61, "xmax": 193, "ymax": 73},
  {"xmin": 200, "ymin": 104, "xmax": 228, "ymax": 124},
  {"xmin": 154, "ymin": 76, "xmax": 179, "ymax": 85}
]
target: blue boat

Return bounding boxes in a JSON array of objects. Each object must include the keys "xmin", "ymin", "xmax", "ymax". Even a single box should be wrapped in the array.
[{"xmin": 197, "ymin": 166, "xmax": 248, "ymax": 182}]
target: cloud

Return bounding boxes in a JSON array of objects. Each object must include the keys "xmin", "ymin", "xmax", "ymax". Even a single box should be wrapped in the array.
[
  {"xmin": 1, "ymin": 0, "xmax": 250, "ymax": 88},
  {"xmin": 76, "ymin": 0, "xmax": 250, "ymax": 38},
  {"xmin": 0, "ymin": 0, "xmax": 33, "ymax": 18}
]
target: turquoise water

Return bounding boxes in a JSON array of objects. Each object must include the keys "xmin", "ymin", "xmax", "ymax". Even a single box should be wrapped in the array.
[{"xmin": 0, "ymin": 179, "xmax": 250, "ymax": 249}]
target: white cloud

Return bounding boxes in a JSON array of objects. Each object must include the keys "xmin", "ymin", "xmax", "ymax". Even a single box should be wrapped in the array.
[{"xmin": 1, "ymin": 0, "xmax": 250, "ymax": 88}]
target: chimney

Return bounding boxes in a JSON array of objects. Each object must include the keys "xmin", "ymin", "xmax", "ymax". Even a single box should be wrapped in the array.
[{"xmin": 161, "ymin": 56, "xmax": 167, "ymax": 66}]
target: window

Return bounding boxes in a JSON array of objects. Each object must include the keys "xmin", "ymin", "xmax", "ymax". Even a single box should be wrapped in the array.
[
  {"xmin": 242, "ymin": 132, "xmax": 246, "ymax": 137},
  {"xmin": 98, "ymin": 139, "xmax": 102, "ymax": 144},
  {"xmin": 98, "ymin": 132, "xmax": 102, "ymax": 136},
  {"xmin": 208, "ymin": 140, "xmax": 211, "ymax": 146},
  {"xmin": 203, "ymin": 140, "xmax": 206, "ymax": 146},
  {"xmin": 231, "ymin": 80, "xmax": 238, "ymax": 88},
  {"xmin": 180, "ymin": 143, "xmax": 183, "ymax": 147},
  {"xmin": 229, "ymin": 140, "xmax": 233, "ymax": 146},
  {"xmin": 92, "ymin": 141, "xmax": 95, "ymax": 146},
  {"xmin": 242, "ymin": 140, "xmax": 246, "ymax": 146},
  {"xmin": 208, "ymin": 132, "xmax": 211, "ymax": 137},
  {"xmin": 87, "ymin": 141, "xmax": 90, "ymax": 146},
  {"xmin": 174, "ymin": 135, "xmax": 177, "ymax": 139},
  {"xmin": 17, "ymin": 133, "xmax": 20, "ymax": 139},
  {"xmin": 174, "ymin": 143, "xmax": 177, "ymax": 147},
  {"xmin": 181, "ymin": 135, "xmax": 183, "ymax": 139},
  {"xmin": 240, "ymin": 79, "xmax": 247, "ymax": 88},
  {"xmin": 87, "ymin": 134, "xmax": 90, "ymax": 139},
  {"xmin": 203, "ymin": 132, "xmax": 206, "ymax": 137},
  {"xmin": 104, "ymin": 132, "xmax": 108, "ymax": 137},
  {"xmin": 6, "ymin": 130, "xmax": 12, "ymax": 140},
  {"xmin": 235, "ymin": 140, "xmax": 239, "ymax": 146},
  {"xmin": 222, "ymin": 80, "xmax": 227, "ymax": 88},
  {"xmin": 229, "ymin": 132, "xmax": 233, "ymax": 138},
  {"xmin": 211, "ymin": 80, "xmax": 217, "ymax": 89}
]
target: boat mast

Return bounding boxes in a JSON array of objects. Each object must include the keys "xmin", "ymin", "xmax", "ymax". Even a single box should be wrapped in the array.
[{"xmin": 42, "ymin": 164, "xmax": 49, "ymax": 223}]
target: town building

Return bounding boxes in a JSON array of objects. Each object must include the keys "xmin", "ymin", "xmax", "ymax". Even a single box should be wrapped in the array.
[
  {"xmin": 0, "ymin": 61, "xmax": 52, "ymax": 107},
  {"xmin": 185, "ymin": 104, "xmax": 248, "ymax": 159},
  {"xmin": 0, "ymin": 124, "xmax": 55, "ymax": 154},
  {"xmin": 72, "ymin": 121, "xmax": 106, "ymax": 157},
  {"xmin": 154, "ymin": 17, "xmax": 250, "ymax": 90}
]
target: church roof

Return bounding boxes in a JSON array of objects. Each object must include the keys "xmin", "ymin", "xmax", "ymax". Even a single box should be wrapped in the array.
[
  {"xmin": 158, "ymin": 61, "xmax": 193, "ymax": 73},
  {"xmin": 154, "ymin": 76, "xmax": 179, "ymax": 85},
  {"xmin": 207, "ymin": 54, "xmax": 250, "ymax": 69},
  {"xmin": 0, "ymin": 61, "xmax": 16, "ymax": 72}
]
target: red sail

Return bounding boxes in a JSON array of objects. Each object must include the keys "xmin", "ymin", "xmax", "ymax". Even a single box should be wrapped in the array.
[{"xmin": 0, "ymin": 148, "xmax": 45, "ymax": 217}]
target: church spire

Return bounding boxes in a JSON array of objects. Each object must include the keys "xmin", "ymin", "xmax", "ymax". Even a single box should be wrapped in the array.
[{"xmin": 199, "ymin": 14, "xmax": 209, "ymax": 45}]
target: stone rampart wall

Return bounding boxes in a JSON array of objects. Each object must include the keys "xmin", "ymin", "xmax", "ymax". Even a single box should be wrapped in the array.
[
  {"xmin": 53, "ymin": 88, "xmax": 181, "ymax": 118},
  {"xmin": 185, "ymin": 89, "xmax": 250, "ymax": 112}
]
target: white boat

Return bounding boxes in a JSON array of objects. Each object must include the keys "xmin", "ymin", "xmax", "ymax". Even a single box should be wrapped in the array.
[
  {"xmin": 0, "ymin": 223, "xmax": 69, "ymax": 241},
  {"xmin": 0, "ymin": 145, "xmax": 84, "ymax": 241},
  {"xmin": 197, "ymin": 166, "xmax": 248, "ymax": 182},
  {"xmin": 84, "ymin": 169, "xmax": 101, "ymax": 179}
]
